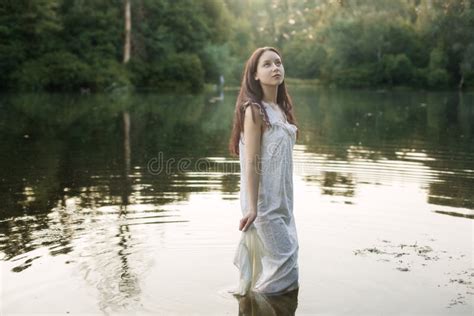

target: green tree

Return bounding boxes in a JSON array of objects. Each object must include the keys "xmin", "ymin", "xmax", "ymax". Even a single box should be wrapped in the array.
[{"xmin": 0, "ymin": 0, "xmax": 62, "ymax": 88}]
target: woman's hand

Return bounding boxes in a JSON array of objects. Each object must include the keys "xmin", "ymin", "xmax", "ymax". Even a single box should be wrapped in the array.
[{"xmin": 239, "ymin": 211, "xmax": 257, "ymax": 232}]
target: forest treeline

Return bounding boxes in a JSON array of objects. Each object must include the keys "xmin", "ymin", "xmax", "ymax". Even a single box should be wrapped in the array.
[{"xmin": 0, "ymin": 0, "xmax": 473, "ymax": 92}]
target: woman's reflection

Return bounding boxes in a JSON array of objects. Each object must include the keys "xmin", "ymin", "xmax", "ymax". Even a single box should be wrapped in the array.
[{"xmin": 236, "ymin": 288, "xmax": 299, "ymax": 316}]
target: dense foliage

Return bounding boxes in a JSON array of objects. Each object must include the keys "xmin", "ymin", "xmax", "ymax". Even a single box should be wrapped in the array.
[{"xmin": 0, "ymin": 0, "xmax": 472, "ymax": 92}]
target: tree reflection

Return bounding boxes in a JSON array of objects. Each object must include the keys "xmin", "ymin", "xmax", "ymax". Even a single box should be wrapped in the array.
[
  {"xmin": 0, "ymin": 88, "xmax": 472, "ymax": 273},
  {"xmin": 293, "ymin": 87, "xmax": 474, "ymax": 213},
  {"xmin": 0, "ymin": 90, "xmax": 235, "ymax": 252}
]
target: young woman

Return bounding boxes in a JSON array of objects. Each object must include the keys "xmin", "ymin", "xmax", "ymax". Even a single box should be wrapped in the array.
[{"xmin": 228, "ymin": 47, "xmax": 299, "ymax": 296}]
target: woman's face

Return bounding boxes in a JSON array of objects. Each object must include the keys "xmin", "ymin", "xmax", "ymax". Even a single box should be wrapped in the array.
[{"xmin": 254, "ymin": 50, "xmax": 284, "ymax": 87}]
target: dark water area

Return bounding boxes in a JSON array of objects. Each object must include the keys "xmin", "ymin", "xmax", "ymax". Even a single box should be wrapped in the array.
[{"xmin": 0, "ymin": 88, "xmax": 473, "ymax": 315}]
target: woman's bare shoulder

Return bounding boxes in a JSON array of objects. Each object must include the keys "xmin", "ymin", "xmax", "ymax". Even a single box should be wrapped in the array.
[
  {"xmin": 244, "ymin": 102, "xmax": 263, "ymax": 126},
  {"xmin": 242, "ymin": 100, "xmax": 270, "ymax": 132}
]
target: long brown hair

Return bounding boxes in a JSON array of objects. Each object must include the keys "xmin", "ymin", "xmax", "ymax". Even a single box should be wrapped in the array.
[{"xmin": 228, "ymin": 47, "xmax": 298, "ymax": 156}]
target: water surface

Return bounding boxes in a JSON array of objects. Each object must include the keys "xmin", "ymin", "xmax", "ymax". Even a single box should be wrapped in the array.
[{"xmin": 0, "ymin": 88, "xmax": 473, "ymax": 315}]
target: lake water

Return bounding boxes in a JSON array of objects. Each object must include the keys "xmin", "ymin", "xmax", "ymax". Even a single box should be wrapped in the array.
[{"xmin": 0, "ymin": 87, "xmax": 473, "ymax": 315}]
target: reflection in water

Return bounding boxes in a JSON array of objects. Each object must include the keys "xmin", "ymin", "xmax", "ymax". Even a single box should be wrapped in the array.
[
  {"xmin": 0, "ymin": 89, "xmax": 472, "ymax": 314},
  {"xmin": 103, "ymin": 110, "xmax": 140, "ymax": 311},
  {"xmin": 122, "ymin": 110, "xmax": 131, "ymax": 204},
  {"xmin": 74, "ymin": 109, "xmax": 142, "ymax": 313},
  {"xmin": 321, "ymin": 171, "xmax": 355, "ymax": 199},
  {"xmin": 236, "ymin": 289, "xmax": 299, "ymax": 316},
  {"xmin": 433, "ymin": 209, "xmax": 474, "ymax": 219}
]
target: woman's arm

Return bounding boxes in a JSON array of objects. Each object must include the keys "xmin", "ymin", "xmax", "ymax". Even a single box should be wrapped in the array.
[{"xmin": 239, "ymin": 104, "xmax": 262, "ymax": 232}]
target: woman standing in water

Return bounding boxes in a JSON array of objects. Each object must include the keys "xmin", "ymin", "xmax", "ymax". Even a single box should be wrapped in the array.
[{"xmin": 228, "ymin": 47, "xmax": 299, "ymax": 296}]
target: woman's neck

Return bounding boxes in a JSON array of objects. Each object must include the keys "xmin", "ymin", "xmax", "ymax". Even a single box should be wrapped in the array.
[{"xmin": 261, "ymin": 85, "xmax": 278, "ymax": 104}]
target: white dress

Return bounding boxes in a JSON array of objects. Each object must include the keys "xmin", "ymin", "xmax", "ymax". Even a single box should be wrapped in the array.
[{"xmin": 232, "ymin": 100, "xmax": 299, "ymax": 296}]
